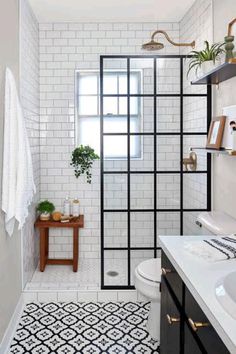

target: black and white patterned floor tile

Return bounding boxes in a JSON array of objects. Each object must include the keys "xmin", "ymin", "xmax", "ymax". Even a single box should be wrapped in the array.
[{"xmin": 10, "ymin": 302, "xmax": 160, "ymax": 354}]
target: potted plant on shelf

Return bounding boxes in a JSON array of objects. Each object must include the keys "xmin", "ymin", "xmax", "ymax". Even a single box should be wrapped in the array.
[
  {"xmin": 37, "ymin": 200, "xmax": 55, "ymax": 221},
  {"xmin": 187, "ymin": 40, "xmax": 225, "ymax": 78},
  {"xmin": 70, "ymin": 145, "xmax": 99, "ymax": 184}
]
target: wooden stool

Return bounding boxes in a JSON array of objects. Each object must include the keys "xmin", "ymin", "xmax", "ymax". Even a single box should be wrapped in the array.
[{"xmin": 35, "ymin": 215, "xmax": 84, "ymax": 272}]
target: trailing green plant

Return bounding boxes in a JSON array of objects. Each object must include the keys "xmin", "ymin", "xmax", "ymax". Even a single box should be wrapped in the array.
[
  {"xmin": 37, "ymin": 200, "xmax": 55, "ymax": 214},
  {"xmin": 187, "ymin": 40, "xmax": 225, "ymax": 77},
  {"xmin": 71, "ymin": 145, "xmax": 99, "ymax": 184}
]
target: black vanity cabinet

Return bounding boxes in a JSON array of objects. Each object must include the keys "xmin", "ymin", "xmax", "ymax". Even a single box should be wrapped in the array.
[{"xmin": 160, "ymin": 252, "xmax": 230, "ymax": 354}]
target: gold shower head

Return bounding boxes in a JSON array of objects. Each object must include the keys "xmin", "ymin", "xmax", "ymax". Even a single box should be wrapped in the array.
[
  {"xmin": 142, "ymin": 30, "xmax": 195, "ymax": 51},
  {"xmin": 142, "ymin": 39, "xmax": 164, "ymax": 51}
]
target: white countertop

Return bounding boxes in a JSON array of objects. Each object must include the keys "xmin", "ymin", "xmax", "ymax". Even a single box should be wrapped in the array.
[{"xmin": 159, "ymin": 235, "xmax": 236, "ymax": 354}]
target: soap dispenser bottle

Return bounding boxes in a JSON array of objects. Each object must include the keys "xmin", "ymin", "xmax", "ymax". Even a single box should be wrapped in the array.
[
  {"xmin": 63, "ymin": 196, "xmax": 71, "ymax": 216},
  {"xmin": 72, "ymin": 197, "xmax": 80, "ymax": 217}
]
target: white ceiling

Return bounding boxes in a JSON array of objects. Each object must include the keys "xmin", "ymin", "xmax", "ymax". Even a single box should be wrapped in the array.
[{"xmin": 29, "ymin": 0, "xmax": 195, "ymax": 23}]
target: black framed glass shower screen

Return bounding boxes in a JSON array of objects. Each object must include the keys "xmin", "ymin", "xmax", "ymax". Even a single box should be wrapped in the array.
[{"xmin": 100, "ymin": 55, "xmax": 211, "ymax": 290}]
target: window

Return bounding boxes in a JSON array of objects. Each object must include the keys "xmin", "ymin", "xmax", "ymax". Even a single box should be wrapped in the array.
[{"xmin": 76, "ymin": 71, "xmax": 142, "ymax": 159}]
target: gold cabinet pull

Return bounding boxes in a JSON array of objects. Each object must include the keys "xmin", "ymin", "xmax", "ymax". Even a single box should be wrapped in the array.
[
  {"xmin": 161, "ymin": 267, "xmax": 172, "ymax": 275},
  {"xmin": 166, "ymin": 314, "xmax": 180, "ymax": 325},
  {"xmin": 188, "ymin": 318, "xmax": 210, "ymax": 332}
]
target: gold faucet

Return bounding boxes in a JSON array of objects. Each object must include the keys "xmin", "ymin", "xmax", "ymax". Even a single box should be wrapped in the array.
[{"xmin": 182, "ymin": 152, "xmax": 197, "ymax": 171}]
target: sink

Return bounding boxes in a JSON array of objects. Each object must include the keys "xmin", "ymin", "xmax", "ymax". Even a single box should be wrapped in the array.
[{"xmin": 215, "ymin": 271, "xmax": 236, "ymax": 319}]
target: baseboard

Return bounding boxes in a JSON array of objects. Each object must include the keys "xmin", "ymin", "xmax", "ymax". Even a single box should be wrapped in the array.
[
  {"xmin": 0, "ymin": 295, "xmax": 24, "ymax": 354},
  {"xmin": 23, "ymin": 289, "xmax": 148, "ymax": 303}
]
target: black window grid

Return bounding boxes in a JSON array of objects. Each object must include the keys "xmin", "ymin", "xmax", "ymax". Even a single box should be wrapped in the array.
[{"xmin": 100, "ymin": 55, "xmax": 212, "ymax": 290}]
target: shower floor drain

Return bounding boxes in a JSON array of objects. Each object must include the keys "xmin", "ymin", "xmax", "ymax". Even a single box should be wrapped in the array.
[{"xmin": 107, "ymin": 271, "xmax": 119, "ymax": 277}]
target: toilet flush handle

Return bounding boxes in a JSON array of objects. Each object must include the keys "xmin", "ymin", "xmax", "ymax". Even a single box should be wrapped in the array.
[{"xmin": 161, "ymin": 267, "xmax": 172, "ymax": 275}]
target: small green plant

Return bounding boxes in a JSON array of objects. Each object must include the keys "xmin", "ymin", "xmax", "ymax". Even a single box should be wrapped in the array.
[
  {"xmin": 71, "ymin": 145, "xmax": 99, "ymax": 184},
  {"xmin": 187, "ymin": 40, "xmax": 225, "ymax": 77},
  {"xmin": 37, "ymin": 200, "xmax": 55, "ymax": 214}
]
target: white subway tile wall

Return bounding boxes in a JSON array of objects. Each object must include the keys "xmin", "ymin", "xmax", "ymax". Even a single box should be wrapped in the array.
[
  {"xmin": 39, "ymin": 22, "xmax": 181, "ymax": 261},
  {"xmin": 20, "ymin": 0, "xmax": 40, "ymax": 287},
  {"xmin": 180, "ymin": 0, "xmax": 213, "ymax": 235}
]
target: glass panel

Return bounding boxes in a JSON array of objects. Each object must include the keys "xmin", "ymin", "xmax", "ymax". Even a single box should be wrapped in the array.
[
  {"xmin": 183, "ymin": 58, "xmax": 207, "ymax": 95},
  {"xmin": 130, "ymin": 174, "xmax": 154, "ymax": 210},
  {"xmin": 78, "ymin": 73, "xmax": 98, "ymax": 95},
  {"xmin": 156, "ymin": 212, "xmax": 180, "ymax": 246},
  {"xmin": 119, "ymin": 74, "xmax": 127, "ymax": 94},
  {"xmin": 103, "ymin": 135, "xmax": 127, "ymax": 171},
  {"xmin": 130, "ymin": 97, "xmax": 139, "ymax": 115},
  {"xmin": 156, "ymin": 174, "xmax": 180, "ymax": 209},
  {"xmin": 119, "ymin": 97, "xmax": 127, "ymax": 115},
  {"xmin": 135, "ymin": 96, "xmax": 154, "ymax": 133},
  {"xmin": 103, "ymin": 73, "xmax": 118, "ymax": 94},
  {"xmin": 130, "ymin": 250, "xmax": 155, "ymax": 286},
  {"xmin": 156, "ymin": 58, "xmax": 180, "ymax": 94},
  {"xmin": 183, "ymin": 174, "xmax": 207, "ymax": 209},
  {"xmin": 103, "ymin": 58, "xmax": 127, "ymax": 94},
  {"xmin": 156, "ymin": 98, "xmax": 180, "ymax": 132},
  {"xmin": 104, "ymin": 174, "xmax": 127, "ymax": 209},
  {"xmin": 104, "ymin": 250, "xmax": 128, "ymax": 286},
  {"xmin": 130, "ymin": 135, "xmax": 153, "ymax": 171},
  {"xmin": 157, "ymin": 135, "xmax": 180, "ymax": 171},
  {"xmin": 79, "ymin": 96, "xmax": 98, "ymax": 115},
  {"xmin": 183, "ymin": 135, "xmax": 207, "ymax": 171},
  {"xmin": 103, "ymin": 97, "xmax": 118, "ymax": 115},
  {"xmin": 130, "ymin": 58, "xmax": 154, "ymax": 94},
  {"xmin": 183, "ymin": 97, "xmax": 207, "ymax": 133},
  {"xmin": 103, "ymin": 116, "xmax": 127, "ymax": 134},
  {"xmin": 183, "ymin": 212, "xmax": 203, "ymax": 235},
  {"xmin": 78, "ymin": 117, "xmax": 100, "ymax": 154},
  {"xmin": 131, "ymin": 212, "xmax": 154, "ymax": 247},
  {"xmin": 104, "ymin": 212, "xmax": 127, "ymax": 247},
  {"xmin": 104, "ymin": 135, "xmax": 127, "ymax": 161}
]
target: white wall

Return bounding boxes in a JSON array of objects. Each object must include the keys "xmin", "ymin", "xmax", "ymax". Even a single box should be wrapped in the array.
[
  {"xmin": 212, "ymin": 0, "xmax": 236, "ymax": 218},
  {"xmin": 0, "ymin": 0, "xmax": 22, "ymax": 344},
  {"xmin": 20, "ymin": 0, "xmax": 40, "ymax": 287}
]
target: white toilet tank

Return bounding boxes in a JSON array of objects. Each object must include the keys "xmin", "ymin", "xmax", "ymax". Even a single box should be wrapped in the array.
[{"xmin": 196, "ymin": 211, "xmax": 236, "ymax": 236}]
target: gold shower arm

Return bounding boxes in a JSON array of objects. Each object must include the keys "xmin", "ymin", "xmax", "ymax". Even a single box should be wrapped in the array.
[{"xmin": 151, "ymin": 30, "xmax": 195, "ymax": 48}]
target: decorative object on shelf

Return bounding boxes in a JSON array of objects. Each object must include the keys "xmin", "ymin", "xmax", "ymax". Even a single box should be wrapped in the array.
[
  {"xmin": 63, "ymin": 196, "xmax": 71, "ymax": 216},
  {"xmin": 52, "ymin": 211, "xmax": 62, "ymax": 221},
  {"xmin": 37, "ymin": 200, "xmax": 55, "ymax": 221},
  {"xmin": 206, "ymin": 116, "xmax": 226, "ymax": 150},
  {"xmin": 71, "ymin": 145, "xmax": 99, "ymax": 184},
  {"xmin": 225, "ymin": 18, "xmax": 236, "ymax": 61},
  {"xmin": 72, "ymin": 197, "xmax": 80, "ymax": 217},
  {"xmin": 142, "ymin": 30, "xmax": 195, "ymax": 51},
  {"xmin": 182, "ymin": 152, "xmax": 197, "ymax": 171},
  {"xmin": 187, "ymin": 41, "xmax": 225, "ymax": 78},
  {"xmin": 222, "ymin": 105, "xmax": 236, "ymax": 149}
]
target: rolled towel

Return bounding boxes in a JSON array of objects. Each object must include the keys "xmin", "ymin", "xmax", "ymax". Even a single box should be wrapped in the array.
[{"xmin": 184, "ymin": 235, "xmax": 236, "ymax": 262}]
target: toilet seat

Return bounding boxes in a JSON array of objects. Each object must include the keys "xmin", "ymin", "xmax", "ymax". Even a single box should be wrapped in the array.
[{"xmin": 137, "ymin": 258, "xmax": 161, "ymax": 283}]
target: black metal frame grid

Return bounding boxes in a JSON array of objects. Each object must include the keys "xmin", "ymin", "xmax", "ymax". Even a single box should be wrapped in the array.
[{"xmin": 100, "ymin": 55, "xmax": 212, "ymax": 290}]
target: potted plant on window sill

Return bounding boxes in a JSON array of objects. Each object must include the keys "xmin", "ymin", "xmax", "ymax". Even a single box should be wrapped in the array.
[
  {"xmin": 37, "ymin": 200, "xmax": 55, "ymax": 221},
  {"xmin": 187, "ymin": 40, "xmax": 225, "ymax": 79},
  {"xmin": 70, "ymin": 145, "xmax": 99, "ymax": 184}
]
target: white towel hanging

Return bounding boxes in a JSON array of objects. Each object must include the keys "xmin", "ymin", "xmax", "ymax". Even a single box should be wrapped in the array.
[{"xmin": 1, "ymin": 68, "xmax": 36, "ymax": 236}]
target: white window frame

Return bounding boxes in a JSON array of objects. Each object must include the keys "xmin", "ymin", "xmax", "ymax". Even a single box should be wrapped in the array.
[{"xmin": 75, "ymin": 69, "xmax": 143, "ymax": 160}]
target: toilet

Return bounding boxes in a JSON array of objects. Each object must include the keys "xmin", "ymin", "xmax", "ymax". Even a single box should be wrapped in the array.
[{"xmin": 134, "ymin": 258, "xmax": 161, "ymax": 340}]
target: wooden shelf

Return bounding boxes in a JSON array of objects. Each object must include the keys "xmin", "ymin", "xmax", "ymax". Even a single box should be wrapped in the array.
[
  {"xmin": 191, "ymin": 58, "xmax": 236, "ymax": 85},
  {"xmin": 190, "ymin": 147, "xmax": 236, "ymax": 155}
]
